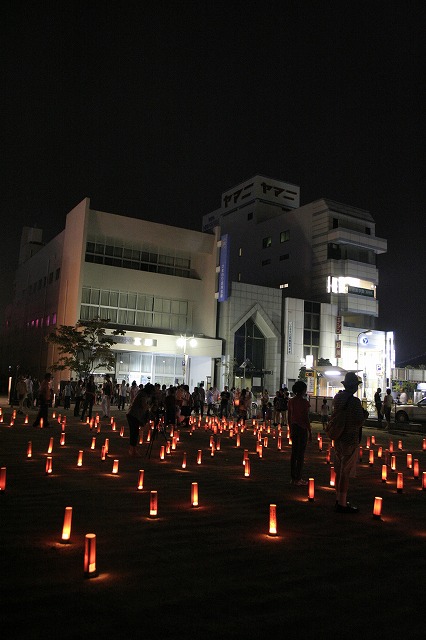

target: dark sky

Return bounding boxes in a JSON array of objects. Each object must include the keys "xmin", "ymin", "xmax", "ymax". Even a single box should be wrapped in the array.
[{"xmin": 1, "ymin": 0, "xmax": 424, "ymax": 364}]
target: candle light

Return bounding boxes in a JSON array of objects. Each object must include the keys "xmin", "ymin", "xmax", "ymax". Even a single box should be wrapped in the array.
[
  {"xmin": 263, "ymin": 437, "xmax": 268, "ymax": 448},
  {"xmin": 326, "ymin": 448, "xmax": 331, "ymax": 464},
  {"xmin": 371, "ymin": 435, "xmax": 375, "ymax": 445},
  {"xmin": 150, "ymin": 490, "xmax": 158, "ymax": 517},
  {"xmin": 377, "ymin": 446, "xmax": 383, "ymax": 458},
  {"xmin": 60, "ymin": 433, "xmax": 65, "ymax": 446},
  {"xmin": 422, "ymin": 472, "xmax": 426, "ymax": 491},
  {"xmin": 27, "ymin": 441, "xmax": 32, "ymax": 458},
  {"xmin": 268, "ymin": 504, "xmax": 277, "ymax": 536},
  {"xmin": 84, "ymin": 533, "xmax": 98, "ymax": 578},
  {"xmin": 406, "ymin": 453, "xmax": 412, "ymax": 469},
  {"xmin": 172, "ymin": 436, "xmax": 177, "ymax": 450},
  {"xmin": 191, "ymin": 482, "xmax": 199, "ymax": 507},
  {"xmin": 308, "ymin": 477, "xmax": 315, "ymax": 501},
  {"xmin": 244, "ymin": 458, "xmax": 251, "ymax": 477},
  {"xmin": 40, "ymin": 418, "xmax": 43, "ymax": 429},
  {"xmin": 61, "ymin": 507, "xmax": 73, "ymax": 542},
  {"xmin": 422, "ymin": 438, "xmax": 426, "ymax": 451},
  {"xmin": 119, "ymin": 426, "xmax": 124, "ymax": 437},
  {"xmin": 330, "ymin": 466, "xmax": 336, "ymax": 487},
  {"xmin": 236, "ymin": 434, "xmax": 241, "ymax": 447},
  {"xmin": 389, "ymin": 440, "xmax": 394, "ymax": 452},
  {"xmin": 91, "ymin": 437, "xmax": 96, "ymax": 450},
  {"xmin": 366, "ymin": 436, "xmax": 371, "ymax": 449},
  {"xmin": 373, "ymin": 497, "xmax": 382, "ymax": 520},
  {"xmin": 197, "ymin": 450, "xmax": 202, "ymax": 465},
  {"xmin": 277, "ymin": 436, "xmax": 282, "ymax": 450},
  {"xmin": 0, "ymin": 467, "xmax": 6, "ymax": 491},
  {"xmin": 47, "ymin": 437, "xmax": 54, "ymax": 454},
  {"xmin": 359, "ymin": 446, "xmax": 363, "ymax": 462},
  {"xmin": 112, "ymin": 459, "xmax": 119, "ymax": 474},
  {"xmin": 101, "ymin": 445, "xmax": 106, "ymax": 461},
  {"xmin": 77, "ymin": 450, "xmax": 83, "ymax": 467},
  {"xmin": 104, "ymin": 438, "xmax": 109, "ymax": 454},
  {"xmin": 398, "ymin": 440, "xmax": 403, "ymax": 450},
  {"xmin": 369, "ymin": 450, "xmax": 374, "ymax": 466},
  {"xmin": 45, "ymin": 456, "xmax": 53, "ymax": 474},
  {"xmin": 24, "ymin": 414, "xmax": 28, "ymax": 424},
  {"xmin": 216, "ymin": 436, "xmax": 221, "ymax": 451},
  {"xmin": 318, "ymin": 436, "xmax": 322, "ymax": 451},
  {"xmin": 391, "ymin": 455, "xmax": 396, "ymax": 471},
  {"xmin": 413, "ymin": 459, "xmax": 419, "ymax": 479},
  {"xmin": 258, "ymin": 444, "xmax": 263, "ymax": 459},
  {"xmin": 166, "ymin": 441, "xmax": 171, "ymax": 455},
  {"xmin": 381, "ymin": 464, "xmax": 387, "ymax": 482},
  {"xmin": 397, "ymin": 472, "xmax": 404, "ymax": 493},
  {"xmin": 160, "ymin": 446, "xmax": 165, "ymax": 460},
  {"xmin": 137, "ymin": 469, "xmax": 144, "ymax": 490},
  {"xmin": 182, "ymin": 452, "xmax": 187, "ymax": 469}
]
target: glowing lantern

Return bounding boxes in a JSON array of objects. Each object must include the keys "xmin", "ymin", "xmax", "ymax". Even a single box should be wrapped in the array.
[
  {"xmin": 24, "ymin": 414, "xmax": 28, "ymax": 424},
  {"xmin": 377, "ymin": 446, "xmax": 383, "ymax": 458},
  {"xmin": 422, "ymin": 438, "xmax": 426, "ymax": 451},
  {"xmin": 373, "ymin": 497, "xmax": 382, "ymax": 520},
  {"xmin": 308, "ymin": 477, "xmax": 315, "ymax": 501},
  {"xmin": 326, "ymin": 448, "xmax": 331, "ymax": 464},
  {"xmin": 359, "ymin": 446, "xmax": 363, "ymax": 462},
  {"xmin": 146, "ymin": 430, "xmax": 151, "ymax": 443},
  {"xmin": 268, "ymin": 504, "xmax": 277, "ymax": 536},
  {"xmin": 413, "ymin": 459, "xmax": 419, "ymax": 479},
  {"xmin": 61, "ymin": 420, "xmax": 66, "ymax": 432},
  {"xmin": 391, "ymin": 455, "xmax": 396, "ymax": 471},
  {"xmin": 258, "ymin": 444, "xmax": 263, "ymax": 459},
  {"xmin": 330, "ymin": 466, "xmax": 336, "ymax": 487},
  {"xmin": 0, "ymin": 467, "xmax": 6, "ymax": 491},
  {"xmin": 160, "ymin": 446, "xmax": 165, "ymax": 460},
  {"xmin": 244, "ymin": 458, "xmax": 250, "ymax": 477},
  {"xmin": 263, "ymin": 437, "xmax": 268, "ymax": 448},
  {"xmin": 371, "ymin": 435, "xmax": 375, "ymax": 445},
  {"xmin": 172, "ymin": 437, "xmax": 177, "ymax": 450},
  {"xmin": 101, "ymin": 445, "xmax": 106, "ymax": 461},
  {"xmin": 369, "ymin": 450, "xmax": 374, "ymax": 466},
  {"xmin": 406, "ymin": 453, "xmax": 412, "ymax": 469},
  {"xmin": 91, "ymin": 437, "xmax": 96, "ymax": 450},
  {"xmin": 397, "ymin": 472, "xmax": 404, "ymax": 493},
  {"xmin": 61, "ymin": 507, "xmax": 73, "ymax": 542},
  {"xmin": 112, "ymin": 459, "xmax": 119, "ymax": 474},
  {"xmin": 182, "ymin": 452, "xmax": 187, "ymax": 469},
  {"xmin": 77, "ymin": 450, "xmax": 83, "ymax": 467},
  {"xmin": 45, "ymin": 456, "xmax": 53, "ymax": 474},
  {"xmin": 52, "ymin": 411, "xmax": 56, "ymax": 419},
  {"xmin": 137, "ymin": 469, "xmax": 144, "ymax": 490},
  {"xmin": 211, "ymin": 441, "xmax": 215, "ymax": 456},
  {"xmin": 422, "ymin": 472, "xmax": 426, "ymax": 491},
  {"xmin": 104, "ymin": 438, "xmax": 109, "ymax": 454},
  {"xmin": 197, "ymin": 450, "xmax": 202, "ymax": 465},
  {"xmin": 47, "ymin": 437, "xmax": 54, "ymax": 454},
  {"xmin": 389, "ymin": 440, "xmax": 394, "ymax": 452},
  {"xmin": 381, "ymin": 464, "xmax": 387, "ymax": 482},
  {"xmin": 84, "ymin": 533, "xmax": 97, "ymax": 578},
  {"xmin": 27, "ymin": 441, "xmax": 32, "ymax": 458},
  {"xmin": 139, "ymin": 432, "xmax": 143, "ymax": 445},
  {"xmin": 366, "ymin": 436, "xmax": 371, "ymax": 449},
  {"xmin": 277, "ymin": 436, "xmax": 282, "ymax": 450},
  {"xmin": 60, "ymin": 433, "xmax": 65, "ymax": 446},
  {"xmin": 40, "ymin": 418, "xmax": 44, "ymax": 429},
  {"xmin": 236, "ymin": 434, "xmax": 241, "ymax": 447},
  {"xmin": 398, "ymin": 440, "xmax": 403, "ymax": 450},
  {"xmin": 216, "ymin": 437, "xmax": 221, "ymax": 451},
  {"xmin": 318, "ymin": 436, "xmax": 322, "ymax": 451},
  {"xmin": 120, "ymin": 426, "xmax": 124, "ymax": 437},
  {"xmin": 150, "ymin": 490, "xmax": 158, "ymax": 517},
  {"xmin": 191, "ymin": 482, "xmax": 199, "ymax": 507},
  {"xmin": 166, "ymin": 441, "xmax": 171, "ymax": 455}
]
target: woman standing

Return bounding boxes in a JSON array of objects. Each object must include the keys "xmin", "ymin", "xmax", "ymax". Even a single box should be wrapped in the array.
[{"xmin": 288, "ymin": 380, "xmax": 312, "ymax": 485}]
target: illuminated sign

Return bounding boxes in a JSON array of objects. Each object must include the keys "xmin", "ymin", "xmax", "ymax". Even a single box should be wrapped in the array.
[
  {"xmin": 218, "ymin": 234, "xmax": 230, "ymax": 302},
  {"xmin": 347, "ymin": 286, "xmax": 375, "ymax": 297},
  {"xmin": 287, "ymin": 321, "xmax": 293, "ymax": 354}
]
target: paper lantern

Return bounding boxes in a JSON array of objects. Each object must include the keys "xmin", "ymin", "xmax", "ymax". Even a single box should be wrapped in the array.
[
  {"xmin": 268, "ymin": 504, "xmax": 277, "ymax": 536},
  {"xmin": 236, "ymin": 434, "xmax": 241, "ymax": 447},
  {"xmin": 112, "ymin": 459, "xmax": 119, "ymax": 474},
  {"xmin": 91, "ymin": 437, "xmax": 96, "ymax": 450},
  {"xmin": 104, "ymin": 438, "xmax": 109, "ymax": 454},
  {"xmin": 371, "ymin": 435, "xmax": 375, "ymax": 445},
  {"xmin": 211, "ymin": 441, "xmax": 215, "ymax": 456},
  {"xmin": 308, "ymin": 478, "xmax": 315, "ymax": 501},
  {"xmin": 84, "ymin": 533, "xmax": 98, "ymax": 578},
  {"xmin": 277, "ymin": 436, "xmax": 282, "ymax": 450},
  {"xmin": 61, "ymin": 507, "xmax": 73, "ymax": 542},
  {"xmin": 373, "ymin": 497, "xmax": 382, "ymax": 519},
  {"xmin": 422, "ymin": 472, "xmax": 426, "ymax": 491},
  {"xmin": 47, "ymin": 437, "xmax": 54, "ymax": 454},
  {"xmin": 52, "ymin": 411, "xmax": 56, "ymax": 419},
  {"xmin": 137, "ymin": 469, "xmax": 144, "ymax": 490},
  {"xmin": 45, "ymin": 456, "xmax": 53, "ymax": 474},
  {"xmin": 244, "ymin": 458, "xmax": 250, "ymax": 477},
  {"xmin": 398, "ymin": 440, "xmax": 403, "ymax": 450},
  {"xmin": 172, "ymin": 436, "xmax": 177, "ymax": 451},
  {"xmin": 389, "ymin": 440, "xmax": 394, "ymax": 452},
  {"xmin": 166, "ymin": 441, "xmax": 171, "ymax": 455},
  {"xmin": 381, "ymin": 464, "xmax": 387, "ymax": 482},
  {"xmin": 101, "ymin": 445, "xmax": 106, "ymax": 461},
  {"xmin": 160, "ymin": 446, "xmax": 165, "ymax": 460},
  {"xmin": 0, "ymin": 467, "xmax": 6, "ymax": 491},
  {"xmin": 366, "ymin": 436, "xmax": 371, "ymax": 449},
  {"xmin": 27, "ymin": 441, "xmax": 32, "ymax": 458},
  {"xmin": 391, "ymin": 455, "xmax": 396, "ymax": 471},
  {"xmin": 369, "ymin": 450, "xmax": 374, "ymax": 466},
  {"xmin": 329, "ymin": 466, "xmax": 336, "ymax": 487},
  {"xmin": 24, "ymin": 414, "xmax": 28, "ymax": 424},
  {"xmin": 191, "ymin": 482, "xmax": 199, "ymax": 507},
  {"xmin": 150, "ymin": 490, "xmax": 158, "ymax": 517},
  {"xmin": 263, "ymin": 437, "xmax": 268, "ymax": 448},
  {"xmin": 326, "ymin": 448, "xmax": 331, "ymax": 464},
  {"xmin": 422, "ymin": 439, "xmax": 426, "ymax": 451},
  {"xmin": 77, "ymin": 450, "xmax": 83, "ymax": 467},
  {"xmin": 197, "ymin": 450, "xmax": 202, "ymax": 465},
  {"xmin": 377, "ymin": 446, "xmax": 383, "ymax": 458},
  {"xmin": 359, "ymin": 446, "xmax": 363, "ymax": 462},
  {"xmin": 258, "ymin": 444, "xmax": 263, "ymax": 459},
  {"xmin": 413, "ymin": 459, "xmax": 419, "ymax": 479},
  {"xmin": 318, "ymin": 436, "xmax": 323, "ymax": 451},
  {"xmin": 216, "ymin": 437, "xmax": 221, "ymax": 451},
  {"xmin": 182, "ymin": 452, "xmax": 187, "ymax": 469},
  {"xmin": 119, "ymin": 426, "xmax": 124, "ymax": 437},
  {"xmin": 397, "ymin": 472, "xmax": 404, "ymax": 493},
  {"xmin": 40, "ymin": 418, "xmax": 44, "ymax": 429},
  {"xmin": 406, "ymin": 453, "xmax": 413, "ymax": 469},
  {"xmin": 60, "ymin": 433, "xmax": 65, "ymax": 446}
]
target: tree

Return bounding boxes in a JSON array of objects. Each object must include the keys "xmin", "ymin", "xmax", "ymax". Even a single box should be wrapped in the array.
[{"xmin": 46, "ymin": 319, "xmax": 125, "ymax": 379}]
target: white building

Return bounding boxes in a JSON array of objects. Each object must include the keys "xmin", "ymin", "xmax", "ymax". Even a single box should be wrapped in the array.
[{"xmin": 3, "ymin": 198, "xmax": 222, "ymax": 391}]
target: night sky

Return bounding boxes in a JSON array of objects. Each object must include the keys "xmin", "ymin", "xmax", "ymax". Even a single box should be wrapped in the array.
[{"xmin": 1, "ymin": 1, "xmax": 424, "ymax": 364}]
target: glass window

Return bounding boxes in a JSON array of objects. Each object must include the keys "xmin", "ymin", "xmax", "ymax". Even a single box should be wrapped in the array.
[
  {"xmin": 128, "ymin": 293, "xmax": 137, "ymax": 309},
  {"xmin": 262, "ymin": 237, "xmax": 272, "ymax": 248},
  {"xmin": 280, "ymin": 230, "xmax": 290, "ymax": 242},
  {"xmin": 119, "ymin": 292, "xmax": 128, "ymax": 308},
  {"xmin": 105, "ymin": 245, "xmax": 114, "ymax": 256},
  {"xmin": 100, "ymin": 291, "xmax": 109, "ymax": 306},
  {"xmin": 113, "ymin": 246, "xmax": 123, "ymax": 258},
  {"xmin": 91, "ymin": 289, "xmax": 100, "ymax": 305},
  {"xmin": 110, "ymin": 291, "xmax": 119, "ymax": 307},
  {"xmin": 118, "ymin": 309, "xmax": 127, "ymax": 324},
  {"xmin": 81, "ymin": 288, "xmax": 91, "ymax": 304},
  {"xmin": 127, "ymin": 310, "xmax": 135, "ymax": 325}
]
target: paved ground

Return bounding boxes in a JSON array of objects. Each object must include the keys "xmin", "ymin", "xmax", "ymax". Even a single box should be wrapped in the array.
[{"xmin": 1, "ymin": 399, "xmax": 425, "ymax": 639}]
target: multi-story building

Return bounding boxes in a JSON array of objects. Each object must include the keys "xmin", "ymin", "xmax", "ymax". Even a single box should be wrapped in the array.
[
  {"xmin": 205, "ymin": 175, "xmax": 394, "ymax": 399},
  {"xmin": 3, "ymin": 198, "xmax": 222, "ymax": 394}
]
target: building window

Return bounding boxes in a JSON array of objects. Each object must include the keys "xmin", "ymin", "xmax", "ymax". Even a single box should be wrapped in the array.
[
  {"xmin": 332, "ymin": 218, "xmax": 339, "ymax": 229},
  {"xmin": 365, "ymin": 227, "xmax": 371, "ymax": 235},
  {"xmin": 261, "ymin": 259, "xmax": 271, "ymax": 267},
  {"xmin": 247, "ymin": 212, "xmax": 253, "ymax": 220},
  {"xmin": 280, "ymin": 230, "xmax": 290, "ymax": 243},
  {"xmin": 327, "ymin": 243, "xmax": 342, "ymax": 260},
  {"xmin": 239, "ymin": 248, "xmax": 242, "ymax": 256},
  {"xmin": 262, "ymin": 237, "xmax": 272, "ymax": 248},
  {"xmin": 303, "ymin": 301, "xmax": 320, "ymax": 364},
  {"xmin": 238, "ymin": 273, "xmax": 241, "ymax": 282},
  {"xmin": 279, "ymin": 254, "xmax": 289, "ymax": 261}
]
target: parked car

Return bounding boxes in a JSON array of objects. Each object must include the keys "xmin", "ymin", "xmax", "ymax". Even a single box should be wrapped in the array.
[{"xmin": 392, "ymin": 398, "xmax": 426, "ymax": 424}]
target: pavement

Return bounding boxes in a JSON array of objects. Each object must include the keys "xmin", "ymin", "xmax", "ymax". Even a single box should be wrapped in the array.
[{"xmin": 1, "ymin": 399, "xmax": 425, "ymax": 639}]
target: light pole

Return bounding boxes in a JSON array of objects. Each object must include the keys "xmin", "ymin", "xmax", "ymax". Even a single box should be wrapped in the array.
[
  {"xmin": 356, "ymin": 330, "xmax": 372, "ymax": 399},
  {"xmin": 176, "ymin": 336, "xmax": 197, "ymax": 385}
]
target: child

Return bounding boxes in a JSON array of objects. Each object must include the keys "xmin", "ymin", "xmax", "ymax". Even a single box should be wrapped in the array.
[{"xmin": 320, "ymin": 398, "xmax": 330, "ymax": 430}]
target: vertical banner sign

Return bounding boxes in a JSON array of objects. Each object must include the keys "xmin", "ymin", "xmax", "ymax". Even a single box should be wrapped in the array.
[
  {"xmin": 287, "ymin": 321, "xmax": 293, "ymax": 354},
  {"xmin": 306, "ymin": 371, "xmax": 315, "ymax": 394},
  {"xmin": 336, "ymin": 316, "xmax": 342, "ymax": 334},
  {"xmin": 335, "ymin": 340, "xmax": 341, "ymax": 358},
  {"xmin": 218, "ymin": 234, "xmax": 230, "ymax": 302}
]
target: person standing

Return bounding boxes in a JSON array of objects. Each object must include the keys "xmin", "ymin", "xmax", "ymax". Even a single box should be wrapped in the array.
[
  {"xmin": 332, "ymin": 372, "xmax": 366, "ymax": 513},
  {"xmin": 74, "ymin": 379, "xmax": 84, "ymax": 417},
  {"xmin": 320, "ymin": 398, "xmax": 330, "ymax": 430},
  {"xmin": 198, "ymin": 383, "xmax": 206, "ymax": 418},
  {"xmin": 126, "ymin": 386, "xmax": 150, "ymax": 457},
  {"xmin": 118, "ymin": 380, "xmax": 127, "ymax": 410},
  {"xmin": 288, "ymin": 380, "xmax": 312, "ymax": 485},
  {"xmin": 261, "ymin": 389, "xmax": 269, "ymax": 421},
  {"xmin": 32, "ymin": 372, "xmax": 52, "ymax": 428},
  {"xmin": 374, "ymin": 388, "xmax": 383, "ymax": 426},
  {"xmin": 81, "ymin": 375, "xmax": 96, "ymax": 422},
  {"xmin": 219, "ymin": 386, "xmax": 231, "ymax": 418},
  {"xmin": 63, "ymin": 380, "xmax": 72, "ymax": 410},
  {"xmin": 399, "ymin": 388, "xmax": 408, "ymax": 404},
  {"xmin": 16, "ymin": 376, "xmax": 28, "ymax": 414},
  {"xmin": 25, "ymin": 375, "xmax": 34, "ymax": 408},
  {"xmin": 101, "ymin": 374, "xmax": 113, "ymax": 419},
  {"xmin": 383, "ymin": 388, "xmax": 393, "ymax": 430}
]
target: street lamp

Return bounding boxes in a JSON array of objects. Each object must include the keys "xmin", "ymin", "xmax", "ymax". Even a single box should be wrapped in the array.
[
  {"xmin": 356, "ymin": 330, "xmax": 372, "ymax": 398},
  {"xmin": 176, "ymin": 336, "xmax": 197, "ymax": 385}
]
